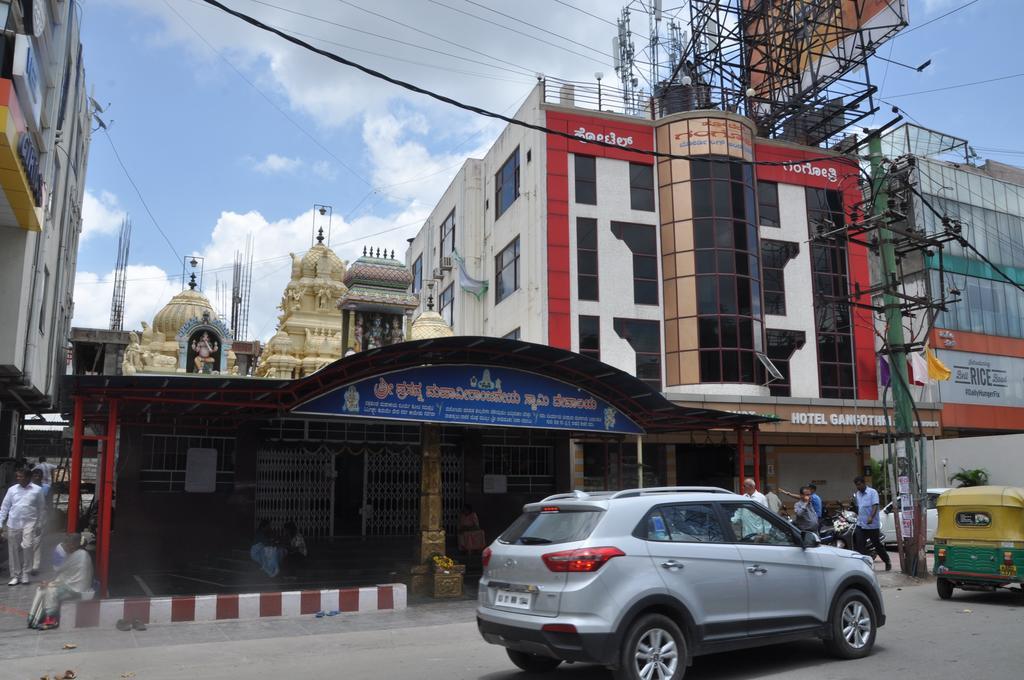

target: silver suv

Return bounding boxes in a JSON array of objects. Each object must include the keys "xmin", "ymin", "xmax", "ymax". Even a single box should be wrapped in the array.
[{"xmin": 477, "ymin": 487, "xmax": 885, "ymax": 680}]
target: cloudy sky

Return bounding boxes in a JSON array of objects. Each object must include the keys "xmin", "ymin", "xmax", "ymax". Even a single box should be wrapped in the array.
[{"xmin": 74, "ymin": 0, "xmax": 1022, "ymax": 340}]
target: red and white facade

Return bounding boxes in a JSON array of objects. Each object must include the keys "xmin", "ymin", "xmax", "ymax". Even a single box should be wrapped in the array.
[{"xmin": 404, "ymin": 83, "xmax": 923, "ymax": 499}]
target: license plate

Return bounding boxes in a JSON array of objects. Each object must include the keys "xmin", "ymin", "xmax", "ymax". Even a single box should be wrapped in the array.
[
  {"xmin": 999, "ymin": 564, "xmax": 1017, "ymax": 576},
  {"xmin": 495, "ymin": 589, "xmax": 533, "ymax": 610}
]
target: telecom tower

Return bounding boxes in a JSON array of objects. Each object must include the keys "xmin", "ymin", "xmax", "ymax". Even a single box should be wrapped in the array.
[
  {"xmin": 108, "ymin": 217, "xmax": 132, "ymax": 331},
  {"xmin": 230, "ymin": 234, "xmax": 254, "ymax": 341},
  {"xmin": 612, "ymin": 0, "xmax": 907, "ymax": 147}
]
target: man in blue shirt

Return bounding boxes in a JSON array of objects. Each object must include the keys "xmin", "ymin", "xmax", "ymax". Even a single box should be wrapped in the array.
[
  {"xmin": 807, "ymin": 483, "xmax": 823, "ymax": 518},
  {"xmin": 854, "ymin": 476, "xmax": 891, "ymax": 571}
]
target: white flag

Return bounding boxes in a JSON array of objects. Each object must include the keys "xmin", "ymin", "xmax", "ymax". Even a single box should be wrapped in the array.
[{"xmin": 452, "ymin": 248, "xmax": 488, "ymax": 300}]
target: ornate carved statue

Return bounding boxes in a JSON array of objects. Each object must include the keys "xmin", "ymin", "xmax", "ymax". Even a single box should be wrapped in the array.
[
  {"xmin": 122, "ymin": 332, "xmax": 143, "ymax": 376},
  {"xmin": 389, "ymin": 317, "xmax": 404, "ymax": 345},
  {"xmin": 367, "ymin": 314, "xmax": 384, "ymax": 350},
  {"xmin": 191, "ymin": 331, "xmax": 220, "ymax": 373},
  {"xmin": 316, "ymin": 285, "xmax": 331, "ymax": 311},
  {"xmin": 287, "ymin": 286, "xmax": 302, "ymax": 312},
  {"xmin": 353, "ymin": 314, "xmax": 364, "ymax": 352},
  {"xmin": 142, "ymin": 350, "xmax": 177, "ymax": 369},
  {"xmin": 290, "ymin": 252, "xmax": 302, "ymax": 280}
]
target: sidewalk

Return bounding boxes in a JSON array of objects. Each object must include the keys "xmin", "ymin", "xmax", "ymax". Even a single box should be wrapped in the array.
[{"xmin": 873, "ymin": 548, "xmax": 934, "ymax": 588}]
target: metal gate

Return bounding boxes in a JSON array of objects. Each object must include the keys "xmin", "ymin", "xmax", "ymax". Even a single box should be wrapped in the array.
[
  {"xmin": 442, "ymin": 446, "xmax": 464, "ymax": 536},
  {"xmin": 256, "ymin": 446, "xmax": 335, "ymax": 538},
  {"xmin": 362, "ymin": 445, "xmax": 420, "ymax": 536}
]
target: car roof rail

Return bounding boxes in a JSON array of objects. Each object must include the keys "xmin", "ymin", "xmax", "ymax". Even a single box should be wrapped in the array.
[{"xmin": 609, "ymin": 486, "xmax": 731, "ymax": 499}]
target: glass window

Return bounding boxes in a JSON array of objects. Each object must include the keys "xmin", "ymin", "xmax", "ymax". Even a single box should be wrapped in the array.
[
  {"xmin": 642, "ymin": 504, "xmax": 724, "ymax": 543},
  {"xmin": 495, "ymin": 148, "xmax": 520, "ymax": 219},
  {"xmin": 629, "ymin": 162, "xmax": 655, "ymax": 211},
  {"xmin": 575, "ymin": 155, "xmax": 596, "ymax": 205},
  {"xmin": 495, "ymin": 236, "xmax": 521, "ymax": 304},
  {"xmin": 439, "ymin": 283, "xmax": 454, "ymax": 328},
  {"xmin": 611, "ymin": 221, "xmax": 659, "ymax": 305},
  {"xmin": 613, "ymin": 318, "xmax": 661, "ymax": 390},
  {"xmin": 757, "ymin": 181, "xmax": 780, "ymax": 227},
  {"xmin": 807, "ymin": 188, "xmax": 855, "ymax": 399},
  {"xmin": 761, "ymin": 240, "xmax": 798, "ymax": 316},
  {"xmin": 439, "ymin": 209, "xmax": 456, "ymax": 264},
  {"xmin": 722, "ymin": 503, "xmax": 796, "ymax": 545},
  {"xmin": 503, "ymin": 328, "xmax": 521, "ymax": 340},
  {"xmin": 577, "ymin": 217, "xmax": 599, "ymax": 301},
  {"xmin": 499, "ymin": 509, "xmax": 602, "ymax": 545},
  {"xmin": 579, "ymin": 315, "xmax": 600, "ymax": 361},
  {"xmin": 411, "ymin": 255, "xmax": 423, "ymax": 295}
]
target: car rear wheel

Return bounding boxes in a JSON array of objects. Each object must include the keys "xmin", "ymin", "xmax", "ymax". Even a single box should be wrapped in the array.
[
  {"xmin": 936, "ymin": 578, "xmax": 955, "ymax": 600},
  {"xmin": 823, "ymin": 590, "xmax": 877, "ymax": 660},
  {"xmin": 506, "ymin": 649, "xmax": 561, "ymax": 673},
  {"xmin": 613, "ymin": 613, "xmax": 687, "ymax": 680}
]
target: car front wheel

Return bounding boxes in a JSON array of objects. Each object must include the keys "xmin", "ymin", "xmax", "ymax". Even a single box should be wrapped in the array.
[
  {"xmin": 824, "ymin": 590, "xmax": 877, "ymax": 659},
  {"xmin": 614, "ymin": 613, "xmax": 687, "ymax": 680},
  {"xmin": 506, "ymin": 649, "xmax": 561, "ymax": 673}
]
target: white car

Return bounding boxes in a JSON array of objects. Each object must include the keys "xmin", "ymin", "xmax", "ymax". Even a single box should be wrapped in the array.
[{"xmin": 879, "ymin": 488, "xmax": 951, "ymax": 546}]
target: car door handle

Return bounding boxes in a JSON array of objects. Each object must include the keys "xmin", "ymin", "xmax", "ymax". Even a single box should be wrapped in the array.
[
  {"xmin": 746, "ymin": 565, "xmax": 768, "ymax": 575},
  {"xmin": 660, "ymin": 560, "xmax": 685, "ymax": 571}
]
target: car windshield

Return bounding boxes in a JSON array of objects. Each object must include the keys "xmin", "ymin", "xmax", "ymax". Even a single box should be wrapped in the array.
[{"xmin": 498, "ymin": 509, "xmax": 603, "ymax": 545}]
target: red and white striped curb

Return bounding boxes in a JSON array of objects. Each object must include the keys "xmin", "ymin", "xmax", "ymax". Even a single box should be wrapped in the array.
[{"xmin": 63, "ymin": 584, "xmax": 406, "ymax": 629}]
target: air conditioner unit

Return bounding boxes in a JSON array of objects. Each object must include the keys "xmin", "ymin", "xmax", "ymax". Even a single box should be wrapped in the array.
[{"xmin": 439, "ymin": 256, "xmax": 453, "ymax": 272}]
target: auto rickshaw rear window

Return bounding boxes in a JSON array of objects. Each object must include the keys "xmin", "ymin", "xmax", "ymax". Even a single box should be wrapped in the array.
[{"xmin": 955, "ymin": 511, "xmax": 992, "ymax": 527}]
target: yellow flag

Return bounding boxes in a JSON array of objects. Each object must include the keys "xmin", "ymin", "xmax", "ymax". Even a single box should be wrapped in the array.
[{"xmin": 926, "ymin": 347, "xmax": 951, "ymax": 381}]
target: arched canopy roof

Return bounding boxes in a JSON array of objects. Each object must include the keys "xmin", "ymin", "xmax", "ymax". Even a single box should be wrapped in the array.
[{"xmin": 65, "ymin": 336, "xmax": 776, "ymax": 433}]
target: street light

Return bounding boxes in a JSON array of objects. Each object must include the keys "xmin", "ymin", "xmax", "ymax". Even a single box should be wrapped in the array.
[{"xmin": 313, "ymin": 204, "xmax": 333, "ymax": 246}]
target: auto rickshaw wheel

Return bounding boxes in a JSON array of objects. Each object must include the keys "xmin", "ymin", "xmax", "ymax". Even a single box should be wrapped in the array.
[{"xmin": 936, "ymin": 578, "xmax": 955, "ymax": 600}]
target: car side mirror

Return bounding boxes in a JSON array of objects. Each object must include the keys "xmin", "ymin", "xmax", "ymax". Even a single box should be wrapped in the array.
[{"xmin": 801, "ymin": 531, "xmax": 821, "ymax": 549}]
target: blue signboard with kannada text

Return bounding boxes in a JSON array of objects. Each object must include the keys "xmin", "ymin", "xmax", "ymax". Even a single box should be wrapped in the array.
[{"xmin": 291, "ymin": 364, "xmax": 643, "ymax": 434}]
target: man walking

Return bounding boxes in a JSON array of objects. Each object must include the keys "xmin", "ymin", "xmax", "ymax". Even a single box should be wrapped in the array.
[
  {"xmin": 0, "ymin": 468, "xmax": 47, "ymax": 585},
  {"xmin": 34, "ymin": 457, "xmax": 57, "ymax": 487},
  {"xmin": 853, "ymin": 475, "xmax": 891, "ymax": 571},
  {"xmin": 742, "ymin": 478, "xmax": 767, "ymax": 507}
]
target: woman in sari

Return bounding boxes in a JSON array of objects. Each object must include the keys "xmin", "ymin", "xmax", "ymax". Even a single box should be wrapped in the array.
[
  {"xmin": 457, "ymin": 504, "xmax": 486, "ymax": 556},
  {"xmin": 28, "ymin": 534, "xmax": 93, "ymax": 630}
]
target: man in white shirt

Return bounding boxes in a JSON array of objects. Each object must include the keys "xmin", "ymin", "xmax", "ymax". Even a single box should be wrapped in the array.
[
  {"xmin": 742, "ymin": 478, "xmax": 768, "ymax": 507},
  {"xmin": 0, "ymin": 468, "xmax": 47, "ymax": 585},
  {"xmin": 34, "ymin": 457, "xmax": 57, "ymax": 486}
]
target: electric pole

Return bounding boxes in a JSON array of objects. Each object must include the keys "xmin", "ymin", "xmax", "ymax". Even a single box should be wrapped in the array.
[{"xmin": 868, "ymin": 134, "xmax": 926, "ymax": 577}]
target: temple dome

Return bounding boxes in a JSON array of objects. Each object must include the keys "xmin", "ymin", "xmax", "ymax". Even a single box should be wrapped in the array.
[
  {"xmin": 300, "ymin": 242, "xmax": 345, "ymax": 281},
  {"xmin": 409, "ymin": 309, "xmax": 453, "ymax": 341},
  {"xmin": 152, "ymin": 287, "xmax": 216, "ymax": 338}
]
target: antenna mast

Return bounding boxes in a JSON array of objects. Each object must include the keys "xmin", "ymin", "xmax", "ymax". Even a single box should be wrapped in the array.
[
  {"xmin": 230, "ymin": 233, "xmax": 254, "ymax": 341},
  {"xmin": 109, "ymin": 217, "xmax": 132, "ymax": 331}
]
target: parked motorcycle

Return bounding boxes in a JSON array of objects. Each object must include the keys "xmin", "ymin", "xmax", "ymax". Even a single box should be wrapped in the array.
[{"xmin": 817, "ymin": 508, "xmax": 886, "ymax": 559}]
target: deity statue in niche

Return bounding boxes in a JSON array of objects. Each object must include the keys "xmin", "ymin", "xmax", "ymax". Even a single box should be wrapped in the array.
[
  {"xmin": 122, "ymin": 332, "xmax": 143, "ymax": 375},
  {"xmin": 389, "ymin": 316, "xmax": 404, "ymax": 345},
  {"xmin": 367, "ymin": 314, "xmax": 384, "ymax": 349},
  {"xmin": 353, "ymin": 314, "xmax": 364, "ymax": 352},
  {"xmin": 316, "ymin": 285, "xmax": 332, "ymax": 311},
  {"xmin": 190, "ymin": 331, "xmax": 220, "ymax": 373},
  {"xmin": 287, "ymin": 287, "xmax": 302, "ymax": 312}
]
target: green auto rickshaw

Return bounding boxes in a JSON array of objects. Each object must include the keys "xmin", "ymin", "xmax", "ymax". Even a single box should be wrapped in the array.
[{"xmin": 934, "ymin": 486, "xmax": 1024, "ymax": 599}]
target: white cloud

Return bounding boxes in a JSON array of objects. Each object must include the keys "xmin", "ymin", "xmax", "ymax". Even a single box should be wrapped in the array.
[
  {"xmin": 72, "ymin": 264, "xmax": 178, "ymax": 331},
  {"xmin": 253, "ymin": 153, "xmax": 301, "ymax": 174},
  {"xmin": 81, "ymin": 190, "xmax": 126, "ymax": 241},
  {"xmin": 311, "ymin": 160, "xmax": 337, "ymax": 180}
]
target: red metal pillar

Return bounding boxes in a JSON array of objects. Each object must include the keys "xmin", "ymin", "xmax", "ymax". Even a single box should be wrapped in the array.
[
  {"xmin": 752, "ymin": 427, "xmax": 761, "ymax": 489},
  {"xmin": 67, "ymin": 396, "xmax": 85, "ymax": 533},
  {"xmin": 735, "ymin": 427, "xmax": 744, "ymax": 492},
  {"xmin": 97, "ymin": 399, "xmax": 119, "ymax": 597}
]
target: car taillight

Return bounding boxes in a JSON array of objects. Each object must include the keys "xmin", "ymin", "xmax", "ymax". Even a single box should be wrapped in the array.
[
  {"xmin": 482, "ymin": 547, "xmax": 492, "ymax": 568},
  {"xmin": 542, "ymin": 547, "xmax": 625, "ymax": 572}
]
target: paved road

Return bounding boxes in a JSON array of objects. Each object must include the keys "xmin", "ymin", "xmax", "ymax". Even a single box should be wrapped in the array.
[{"xmin": 5, "ymin": 581, "xmax": 1022, "ymax": 680}]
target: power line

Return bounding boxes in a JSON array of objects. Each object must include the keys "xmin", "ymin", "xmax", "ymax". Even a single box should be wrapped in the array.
[
  {"xmin": 458, "ymin": 0, "xmax": 609, "ymax": 59},
  {"xmin": 167, "ymin": 0, "xmax": 371, "ymax": 188},
  {"xmin": 428, "ymin": 0, "xmax": 612, "ymax": 66},
  {"xmin": 330, "ymin": 0, "xmax": 539, "ymax": 78},
  {"xmin": 885, "ymin": 71, "xmax": 1024, "ymax": 98},
  {"xmin": 551, "ymin": 0, "xmax": 615, "ymax": 26},
  {"xmin": 239, "ymin": 0, "xmax": 536, "ymax": 79},
  {"xmin": 101, "ymin": 130, "xmax": 182, "ymax": 265},
  {"xmin": 199, "ymin": 0, "xmax": 875, "ymax": 169},
  {"xmin": 899, "ymin": 0, "xmax": 984, "ymax": 37}
]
